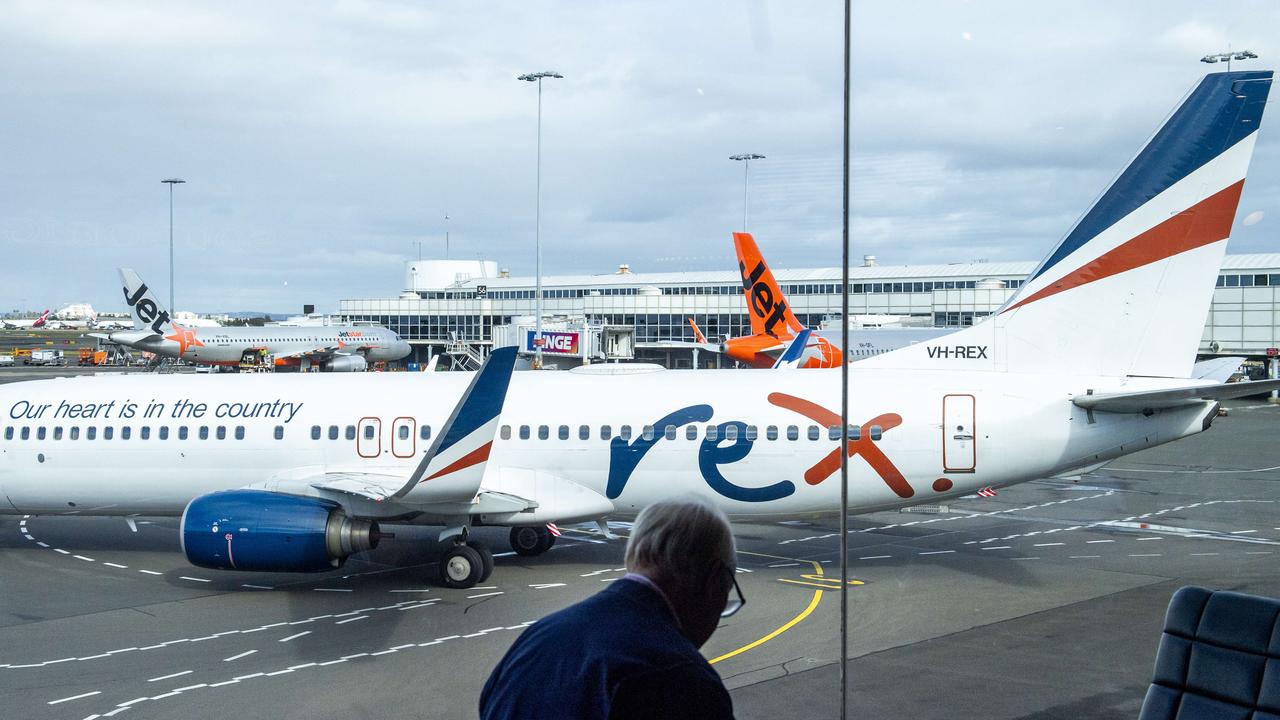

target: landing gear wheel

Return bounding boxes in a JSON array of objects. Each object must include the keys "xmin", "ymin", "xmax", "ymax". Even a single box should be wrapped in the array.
[
  {"xmin": 510, "ymin": 526, "xmax": 554, "ymax": 556},
  {"xmin": 468, "ymin": 540, "xmax": 495, "ymax": 583},
  {"xmin": 438, "ymin": 543, "xmax": 484, "ymax": 589}
]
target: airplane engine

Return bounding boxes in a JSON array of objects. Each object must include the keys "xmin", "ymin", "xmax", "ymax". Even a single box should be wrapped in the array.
[
  {"xmin": 180, "ymin": 490, "xmax": 380, "ymax": 572},
  {"xmin": 324, "ymin": 355, "xmax": 368, "ymax": 372}
]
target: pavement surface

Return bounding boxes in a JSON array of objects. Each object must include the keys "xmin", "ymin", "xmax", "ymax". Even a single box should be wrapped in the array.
[{"xmin": 1, "ymin": 363, "xmax": 1277, "ymax": 719}]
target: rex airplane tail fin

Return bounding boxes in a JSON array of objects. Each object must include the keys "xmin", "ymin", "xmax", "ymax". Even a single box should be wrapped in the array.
[
  {"xmin": 735, "ymin": 232, "xmax": 804, "ymax": 338},
  {"xmin": 862, "ymin": 70, "xmax": 1272, "ymax": 378}
]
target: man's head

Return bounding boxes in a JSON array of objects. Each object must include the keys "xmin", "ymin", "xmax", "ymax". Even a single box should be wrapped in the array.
[{"xmin": 624, "ymin": 495, "xmax": 737, "ymax": 648}]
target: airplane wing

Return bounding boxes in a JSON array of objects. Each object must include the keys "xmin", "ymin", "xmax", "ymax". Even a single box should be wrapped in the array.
[{"xmin": 1073, "ymin": 378, "xmax": 1280, "ymax": 414}]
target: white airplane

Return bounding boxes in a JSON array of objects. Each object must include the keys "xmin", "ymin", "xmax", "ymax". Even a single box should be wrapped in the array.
[
  {"xmin": 0, "ymin": 70, "xmax": 1274, "ymax": 591},
  {"xmin": 90, "ymin": 269, "xmax": 411, "ymax": 371},
  {"xmin": 1, "ymin": 310, "xmax": 50, "ymax": 330}
]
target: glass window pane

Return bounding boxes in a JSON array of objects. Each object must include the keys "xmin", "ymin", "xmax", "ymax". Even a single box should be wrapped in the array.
[{"xmin": 500, "ymin": 425, "xmax": 511, "ymax": 440}]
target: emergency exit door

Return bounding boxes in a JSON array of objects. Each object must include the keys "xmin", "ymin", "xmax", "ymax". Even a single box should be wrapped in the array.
[{"xmin": 942, "ymin": 394, "xmax": 976, "ymax": 473}]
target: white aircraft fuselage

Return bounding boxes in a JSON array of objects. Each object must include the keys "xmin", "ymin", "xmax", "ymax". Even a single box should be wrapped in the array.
[{"xmin": 0, "ymin": 368, "xmax": 1214, "ymax": 520}]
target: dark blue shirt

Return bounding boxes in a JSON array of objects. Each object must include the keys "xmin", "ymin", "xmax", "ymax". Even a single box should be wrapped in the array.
[{"xmin": 480, "ymin": 577, "xmax": 735, "ymax": 719}]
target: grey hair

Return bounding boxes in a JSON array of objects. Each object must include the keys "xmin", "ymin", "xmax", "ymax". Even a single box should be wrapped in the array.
[{"xmin": 624, "ymin": 495, "xmax": 735, "ymax": 579}]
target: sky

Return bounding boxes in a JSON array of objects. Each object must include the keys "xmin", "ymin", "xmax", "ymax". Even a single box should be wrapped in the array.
[{"xmin": 1, "ymin": 0, "xmax": 1278, "ymax": 314}]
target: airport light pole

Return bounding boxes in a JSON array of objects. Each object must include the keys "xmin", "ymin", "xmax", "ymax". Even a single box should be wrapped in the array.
[
  {"xmin": 161, "ymin": 178, "xmax": 186, "ymax": 314},
  {"xmin": 1201, "ymin": 48, "xmax": 1258, "ymax": 71},
  {"xmin": 839, "ymin": 1, "xmax": 851, "ymax": 717},
  {"xmin": 518, "ymin": 71, "xmax": 563, "ymax": 370},
  {"xmin": 730, "ymin": 153, "xmax": 765, "ymax": 232}
]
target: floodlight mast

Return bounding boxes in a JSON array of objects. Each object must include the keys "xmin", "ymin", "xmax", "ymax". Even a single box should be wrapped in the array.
[
  {"xmin": 518, "ymin": 71, "xmax": 564, "ymax": 370},
  {"xmin": 1201, "ymin": 47, "xmax": 1258, "ymax": 72},
  {"xmin": 161, "ymin": 178, "xmax": 186, "ymax": 315},
  {"xmin": 729, "ymin": 153, "xmax": 766, "ymax": 231}
]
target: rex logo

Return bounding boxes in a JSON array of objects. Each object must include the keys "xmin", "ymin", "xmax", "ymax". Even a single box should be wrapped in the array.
[{"xmin": 119, "ymin": 268, "xmax": 174, "ymax": 334}]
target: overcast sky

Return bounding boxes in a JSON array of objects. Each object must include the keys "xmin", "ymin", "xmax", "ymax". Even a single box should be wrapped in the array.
[{"xmin": 1, "ymin": 0, "xmax": 1277, "ymax": 314}]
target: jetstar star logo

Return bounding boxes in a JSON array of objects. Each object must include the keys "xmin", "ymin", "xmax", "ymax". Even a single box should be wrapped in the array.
[
  {"xmin": 767, "ymin": 392, "xmax": 915, "ymax": 498},
  {"xmin": 165, "ymin": 323, "xmax": 205, "ymax": 356}
]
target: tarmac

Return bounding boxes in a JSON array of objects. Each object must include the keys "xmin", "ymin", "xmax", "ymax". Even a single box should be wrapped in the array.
[{"xmin": 1, "ymin": 363, "xmax": 1277, "ymax": 719}]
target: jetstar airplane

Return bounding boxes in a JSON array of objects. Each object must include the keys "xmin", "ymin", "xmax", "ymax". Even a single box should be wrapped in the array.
[
  {"xmin": 2, "ymin": 310, "xmax": 50, "ymax": 330},
  {"xmin": 0, "ymin": 71, "xmax": 1274, "ymax": 591},
  {"xmin": 90, "ymin": 269, "xmax": 411, "ymax": 371},
  {"xmin": 687, "ymin": 233, "xmax": 948, "ymax": 368}
]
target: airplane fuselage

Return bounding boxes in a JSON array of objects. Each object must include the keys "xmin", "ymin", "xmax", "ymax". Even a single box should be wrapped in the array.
[
  {"xmin": 106, "ymin": 325, "xmax": 411, "ymax": 366},
  {"xmin": 0, "ymin": 368, "xmax": 1215, "ymax": 521}
]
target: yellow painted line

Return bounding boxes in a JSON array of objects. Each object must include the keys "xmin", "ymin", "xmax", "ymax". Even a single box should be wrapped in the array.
[
  {"xmin": 709, "ymin": 550, "xmax": 827, "ymax": 665},
  {"xmin": 778, "ymin": 577, "xmax": 865, "ymax": 590}
]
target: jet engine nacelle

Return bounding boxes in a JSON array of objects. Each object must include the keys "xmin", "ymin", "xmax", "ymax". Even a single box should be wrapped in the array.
[
  {"xmin": 180, "ymin": 490, "xmax": 380, "ymax": 572},
  {"xmin": 324, "ymin": 355, "xmax": 368, "ymax": 372}
]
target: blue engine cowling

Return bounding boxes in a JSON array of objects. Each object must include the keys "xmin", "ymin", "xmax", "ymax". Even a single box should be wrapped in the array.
[{"xmin": 181, "ymin": 490, "xmax": 381, "ymax": 573}]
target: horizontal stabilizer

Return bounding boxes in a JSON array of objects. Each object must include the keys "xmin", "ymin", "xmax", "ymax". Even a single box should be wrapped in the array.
[{"xmin": 1074, "ymin": 379, "xmax": 1280, "ymax": 414}]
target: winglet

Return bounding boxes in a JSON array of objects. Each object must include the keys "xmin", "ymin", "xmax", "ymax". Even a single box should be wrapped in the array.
[
  {"xmin": 687, "ymin": 317, "xmax": 708, "ymax": 344},
  {"xmin": 771, "ymin": 329, "xmax": 812, "ymax": 369},
  {"xmin": 394, "ymin": 347, "xmax": 518, "ymax": 502}
]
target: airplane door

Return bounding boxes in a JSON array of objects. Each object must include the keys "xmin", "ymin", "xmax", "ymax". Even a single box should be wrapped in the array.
[
  {"xmin": 391, "ymin": 417, "xmax": 416, "ymax": 458},
  {"xmin": 357, "ymin": 417, "xmax": 382, "ymax": 459},
  {"xmin": 942, "ymin": 394, "xmax": 976, "ymax": 473}
]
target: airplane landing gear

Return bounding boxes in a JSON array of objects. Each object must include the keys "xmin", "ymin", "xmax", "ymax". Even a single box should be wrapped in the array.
[
  {"xmin": 510, "ymin": 526, "xmax": 556, "ymax": 556},
  {"xmin": 437, "ymin": 540, "xmax": 495, "ymax": 589}
]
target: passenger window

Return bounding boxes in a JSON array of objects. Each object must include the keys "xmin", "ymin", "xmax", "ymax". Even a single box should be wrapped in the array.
[
  {"xmin": 685, "ymin": 425, "xmax": 698, "ymax": 441},
  {"xmin": 198, "ymin": 426, "xmax": 209, "ymax": 440},
  {"xmin": 159, "ymin": 426, "xmax": 169, "ymax": 440},
  {"xmin": 664, "ymin": 425, "xmax": 677, "ymax": 441},
  {"xmin": 538, "ymin": 425, "xmax": 549, "ymax": 440},
  {"xmin": 579, "ymin": 425, "xmax": 590, "ymax": 441},
  {"xmin": 346, "ymin": 426, "xmax": 356, "ymax": 440},
  {"xmin": 420, "ymin": 425, "xmax": 432, "ymax": 440},
  {"xmin": 54, "ymin": 426, "xmax": 64, "ymax": 440},
  {"xmin": 745, "ymin": 425, "xmax": 758, "ymax": 441},
  {"xmin": 274, "ymin": 426, "xmax": 284, "ymax": 440},
  {"xmin": 104, "ymin": 427, "xmax": 114, "ymax": 440},
  {"xmin": 311, "ymin": 425, "xmax": 321, "ymax": 440},
  {"xmin": 828, "ymin": 425, "xmax": 841, "ymax": 440},
  {"xmin": 600, "ymin": 425, "xmax": 611, "ymax": 440},
  {"xmin": 329, "ymin": 425, "xmax": 339, "ymax": 440},
  {"xmin": 20, "ymin": 427, "xmax": 30, "ymax": 440},
  {"xmin": 558, "ymin": 425, "xmax": 569, "ymax": 440},
  {"xmin": 37, "ymin": 427, "xmax": 46, "ymax": 440},
  {"xmin": 399, "ymin": 425, "xmax": 410, "ymax": 440},
  {"xmin": 235, "ymin": 426, "xmax": 245, "ymax": 440},
  {"xmin": 179, "ymin": 426, "xmax": 189, "ymax": 440},
  {"xmin": 120, "ymin": 427, "xmax": 130, "ymax": 440},
  {"xmin": 787, "ymin": 425, "xmax": 799, "ymax": 441},
  {"xmin": 87, "ymin": 427, "xmax": 97, "ymax": 440},
  {"xmin": 140, "ymin": 426, "xmax": 150, "ymax": 440},
  {"xmin": 766, "ymin": 425, "xmax": 778, "ymax": 441},
  {"xmin": 642, "ymin": 425, "xmax": 655, "ymax": 441},
  {"xmin": 619, "ymin": 425, "xmax": 632, "ymax": 441},
  {"xmin": 500, "ymin": 425, "xmax": 511, "ymax": 440},
  {"xmin": 807, "ymin": 425, "xmax": 820, "ymax": 441},
  {"xmin": 363, "ymin": 425, "xmax": 375, "ymax": 440},
  {"xmin": 870, "ymin": 425, "xmax": 883, "ymax": 441},
  {"xmin": 2, "ymin": 427, "xmax": 10, "ymax": 440},
  {"xmin": 850, "ymin": 425, "xmax": 861, "ymax": 440},
  {"xmin": 724, "ymin": 425, "xmax": 738, "ymax": 441},
  {"xmin": 706, "ymin": 425, "xmax": 718, "ymax": 441},
  {"xmin": 70, "ymin": 426, "xmax": 80, "ymax": 440},
  {"xmin": 519, "ymin": 425, "xmax": 530, "ymax": 440}
]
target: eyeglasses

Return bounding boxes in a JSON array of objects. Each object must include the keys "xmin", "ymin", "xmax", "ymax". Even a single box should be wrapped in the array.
[{"xmin": 721, "ymin": 572, "xmax": 746, "ymax": 618}]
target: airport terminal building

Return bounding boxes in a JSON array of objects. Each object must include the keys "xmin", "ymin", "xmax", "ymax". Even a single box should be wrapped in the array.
[{"xmin": 338, "ymin": 254, "xmax": 1280, "ymax": 367}]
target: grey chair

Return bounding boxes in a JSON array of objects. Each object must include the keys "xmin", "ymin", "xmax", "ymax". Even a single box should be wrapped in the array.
[{"xmin": 1139, "ymin": 585, "xmax": 1280, "ymax": 719}]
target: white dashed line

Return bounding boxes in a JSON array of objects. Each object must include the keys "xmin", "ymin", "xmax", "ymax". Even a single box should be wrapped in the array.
[
  {"xmin": 529, "ymin": 583, "xmax": 566, "ymax": 589},
  {"xmin": 103, "ymin": 562, "xmax": 128, "ymax": 569},
  {"xmin": 980, "ymin": 546, "xmax": 1011, "ymax": 550},
  {"xmin": 54, "ymin": 548, "xmax": 70, "ymax": 555},
  {"xmin": 47, "ymin": 690, "xmax": 101, "ymax": 705},
  {"xmin": 1069, "ymin": 555, "xmax": 1101, "ymax": 559},
  {"xmin": 279, "ymin": 631, "xmax": 311, "ymax": 643},
  {"xmin": 1129, "ymin": 553, "xmax": 1162, "ymax": 557},
  {"xmin": 858, "ymin": 555, "xmax": 891, "ymax": 560},
  {"xmin": 147, "ymin": 670, "xmax": 192, "ymax": 682},
  {"xmin": 335, "ymin": 616, "xmax": 368, "ymax": 625},
  {"xmin": 223, "ymin": 651, "xmax": 257, "ymax": 662},
  {"xmin": 468, "ymin": 591, "xmax": 504, "ymax": 599},
  {"xmin": 388, "ymin": 589, "xmax": 433, "ymax": 593},
  {"xmin": 179, "ymin": 576, "xmax": 210, "ymax": 583},
  {"xmin": 314, "ymin": 588, "xmax": 352, "ymax": 592},
  {"xmin": 1086, "ymin": 540, "xmax": 1114, "ymax": 544},
  {"xmin": 241, "ymin": 584, "xmax": 272, "ymax": 590},
  {"xmin": 1034, "ymin": 543, "xmax": 1065, "ymax": 547},
  {"xmin": 918, "ymin": 550, "xmax": 954, "ymax": 556},
  {"xmin": 1231, "ymin": 530, "xmax": 1257, "ymax": 535},
  {"xmin": 138, "ymin": 569, "xmax": 163, "ymax": 575}
]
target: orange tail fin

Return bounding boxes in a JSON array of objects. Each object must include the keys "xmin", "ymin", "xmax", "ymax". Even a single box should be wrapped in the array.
[{"xmin": 733, "ymin": 232, "xmax": 804, "ymax": 337}]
